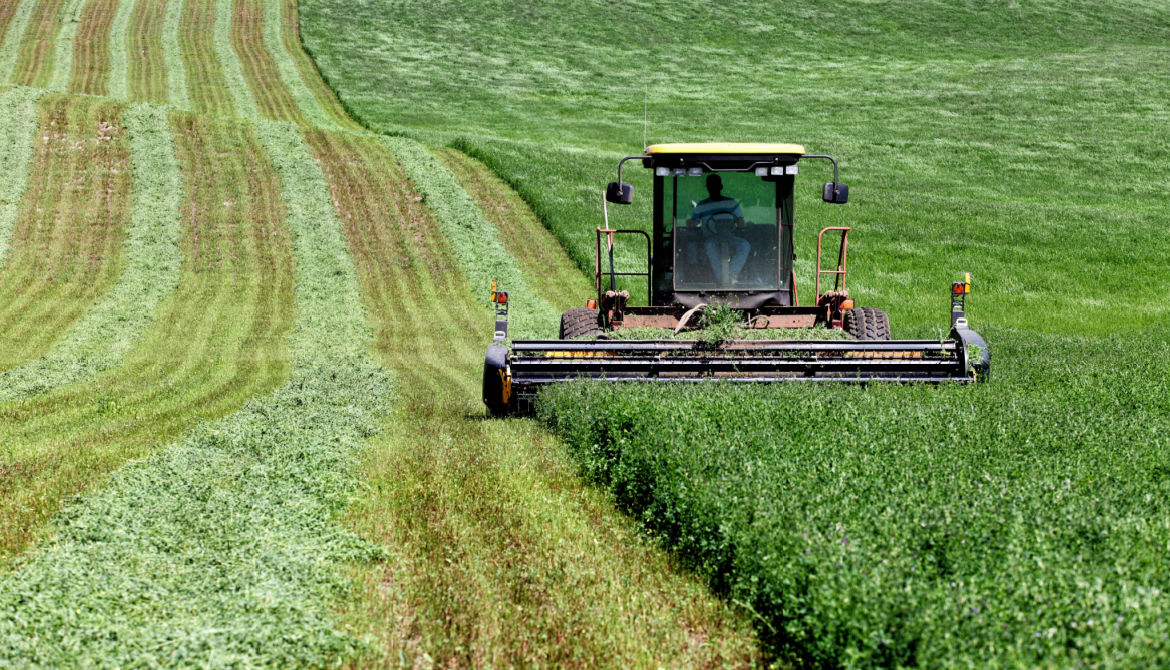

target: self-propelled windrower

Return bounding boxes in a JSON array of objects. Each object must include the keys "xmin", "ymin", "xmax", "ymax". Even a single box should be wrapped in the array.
[{"xmin": 484, "ymin": 143, "xmax": 989, "ymax": 416}]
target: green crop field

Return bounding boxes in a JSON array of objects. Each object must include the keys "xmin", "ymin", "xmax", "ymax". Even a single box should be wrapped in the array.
[
  {"xmin": 0, "ymin": 0, "xmax": 1167, "ymax": 667},
  {"xmin": 296, "ymin": 0, "xmax": 1170, "ymax": 666}
]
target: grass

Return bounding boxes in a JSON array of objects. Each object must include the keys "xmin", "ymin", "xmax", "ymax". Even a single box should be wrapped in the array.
[
  {"xmin": 381, "ymin": 135, "xmax": 560, "ymax": 339},
  {"xmin": 11, "ymin": 0, "xmax": 65, "ymax": 88},
  {"xmin": 231, "ymin": 0, "xmax": 305, "ymax": 124},
  {"xmin": 125, "ymin": 0, "xmax": 168, "ymax": 103},
  {"xmin": 305, "ymin": 128, "xmax": 761, "ymax": 666},
  {"xmin": 104, "ymin": 0, "xmax": 133, "ymax": 99},
  {"xmin": 0, "ymin": 117, "xmax": 395, "ymax": 667},
  {"xmin": 0, "ymin": 102, "xmax": 183, "ymax": 402},
  {"xmin": 300, "ymin": 0, "xmax": 1170, "ymax": 664},
  {"xmin": 178, "ymin": 0, "xmax": 235, "ymax": 116},
  {"xmin": 0, "ymin": 0, "xmax": 36, "ymax": 85},
  {"xmin": 161, "ymin": 0, "xmax": 189, "ymax": 109},
  {"xmin": 435, "ymin": 146, "xmax": 592, "ymax": 311},
  {"xmin": 215, "ymin": 0, "xmax": 261, "ymax": 119},
  {"xmin": 0, "ymin": 94, "xmax": 132, "ymax": 372},
  {"xmin": 0, "ymin": 86, "xmax": 40, "ymax": 264},
  {"xmin": 538, "ymin": 327, "xmax": 1170, "ymax": 667},
  {"xmin": 68, "ymin": 0, "xmax": 120, "ymax": 95},
  {"xmin": 0, "ymin": 108, "xmax": 294, "ymax": 566}
]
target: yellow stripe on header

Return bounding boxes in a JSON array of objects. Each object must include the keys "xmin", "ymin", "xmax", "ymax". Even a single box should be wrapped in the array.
[{"xmin": 645, "ymin": 142, "xmax": 806, "ymax": 156}]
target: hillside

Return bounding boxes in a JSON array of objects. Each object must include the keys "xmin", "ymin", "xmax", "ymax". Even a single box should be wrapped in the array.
[
  {"xmin": 301, "ymin": 0, "xmax": 1170, "ymax": 666},
  {"xmin": 0, "ymin": 1, "xmax": 758, "ymax": 666}
]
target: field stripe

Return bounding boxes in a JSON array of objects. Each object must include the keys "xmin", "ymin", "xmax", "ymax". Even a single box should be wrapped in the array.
[
  {"xmin": 230, "ymin": 0, "xmax": 305, "ymax": 124},
  {"xmin": 0, "ymin": 103, "xmax": 182, "ymax": 403},
  {"xmin": 125, "ymin": 0, "xmax": 166, "ymax": 103},
  {"xmin": 0, "ymin": 0, "xmax": 36, "ymax": 85},
  {"xmin": 0, "ymin": 86, "xmax": 41, "ymax": 266},
  {"xmin": 11, "ymin": 0, "xmax": 66, "ymax": 88},
  {"xmin": 68, "ymin": 0, "xmax": 119, "ymax": 95},
  {"xmin": 160, "ymin": 0, "xmax": 188, "ymax": 108},
  {"xmin": 277, "ymin": 0, "xmax": 360, "ymax": 131},
  {"xmin": 0, "ymin": 2, "xmax": 23, "ymax": 49},
  {"xmin": 0, "ymin": 119, "xmax": 393, "ymax": 666},
  {"xmin": 302, "ymin": 130, "xmax": 758, "ymax": 666},
  {"xmin": 104, "ymin": 0, "xmax": 132, "ymax": 98},
  {"xmin": 177, "ymin": 0, "xmax": 233, "ymax": 116},
  {"xmin": 434, "ymin": 147, "xmax": 592, "ymax": 312},
  {"xmin": 0, "ymin": 110, "xmax": 295, "ymax": 565},
  {"xmin": 0, "ymin": 95, "xmax": 132, "ymax": 371},
  {"xmin": 380, "ymin": 136, "xmax": 559, "ymax": 339},
  {"xmin": 261, "ymin": 0, "xmax": 334, "ymax": 128},
  {"xmin": 215, "ymin": 0, "xmax": 260, "ymax": 118}
]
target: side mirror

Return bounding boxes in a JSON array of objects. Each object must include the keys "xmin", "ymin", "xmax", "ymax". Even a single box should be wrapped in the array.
[
  {"xmin": 822, "ymin": 182, "xmax": 849, "ymax": 204},
  {"xmin": 606, "ymin": 181, "xmax": 634, "ymax": 204}
]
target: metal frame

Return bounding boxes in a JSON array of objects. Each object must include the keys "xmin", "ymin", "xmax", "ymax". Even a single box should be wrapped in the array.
[
  {"xmin": 595, "ymin": 228, "xmax": 651, "ymax": 301},
  {"xmin": 815, "ymin": 226, "xmax": 850, "ymax": 301}
]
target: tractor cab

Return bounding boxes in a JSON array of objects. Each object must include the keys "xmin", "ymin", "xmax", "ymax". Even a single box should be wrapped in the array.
[{"xmin": 602, "ymin": 143, "xmax": 851, "ymax": 326}]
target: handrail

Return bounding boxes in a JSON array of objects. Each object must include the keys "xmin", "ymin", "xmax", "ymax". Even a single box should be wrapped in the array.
[
  {"xmin": 815, "ymin": 226, "xmax": 850, "ymax": 302},
  {"xmin": 595, "ymin": 228, "xmax": 652, "ymax": 303}
]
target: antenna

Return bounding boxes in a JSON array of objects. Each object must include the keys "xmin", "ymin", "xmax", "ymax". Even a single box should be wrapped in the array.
[{"xmin": 642, "ymin": 89, "xmax": 648, "ymax": 152}]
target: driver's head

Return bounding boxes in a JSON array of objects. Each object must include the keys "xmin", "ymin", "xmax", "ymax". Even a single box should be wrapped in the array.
[{"xmin": 706, "ymin": 173, "xmax": 723, "ymax": 198}]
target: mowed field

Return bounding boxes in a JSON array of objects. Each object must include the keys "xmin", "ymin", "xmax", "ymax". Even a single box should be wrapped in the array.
[
  {"xmin": 297, "ymin": 1, "xmax": 1170, "ymax": 667},
  {"xmin": 0, "ymin": 1, "xmax": 763, "ymax": 667}
]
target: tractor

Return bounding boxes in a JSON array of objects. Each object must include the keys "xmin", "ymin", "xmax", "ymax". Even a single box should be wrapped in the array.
[{"xmin": 484, "ymin": 143, "xmax": 988, "ymax": 416}]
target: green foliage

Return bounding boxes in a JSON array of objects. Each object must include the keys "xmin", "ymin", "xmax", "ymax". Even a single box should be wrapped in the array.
[
  {"xmin": 0, "ymin": 102, "xmax": 183, "ymax": 402},
  {"xmin": 538, "ymin": 326, "xmax": 1170, "ymax": 667}
]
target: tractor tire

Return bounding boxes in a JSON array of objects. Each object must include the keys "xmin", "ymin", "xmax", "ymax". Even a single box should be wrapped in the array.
[
  {"xmin": 843, "ymin": 307, "xmax": 891, "ymax": 341},
  {"xmin": 559, "ymin": 307, "xmax": 602, "ymax": 339}
]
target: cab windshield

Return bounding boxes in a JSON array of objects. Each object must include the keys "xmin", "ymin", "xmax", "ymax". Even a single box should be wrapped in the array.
[{"xmin": 667, "ymin": 171, "xmax": 789, "ymax": 292}]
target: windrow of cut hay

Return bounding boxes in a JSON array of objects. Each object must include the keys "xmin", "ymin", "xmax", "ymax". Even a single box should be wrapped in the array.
[
  {"xmin": 178, "ymin": 0, "xmax": 235, "ymax": 116},
  {"xmin": 538, "ymin": 328, "xmax": 1170, "ymax": 667},
  {"xmin": 275, "ymin": 0, "xmax": 355, "ymax": 130},
  {"xmin": 231, "ymin": 0, "xmax": 305, "ymax": 124},
  {"xmin": 69, "ymin": 0, "xmax": 119, "ymax": 96},
  {"xmin": 10, "ymin": 0, "xmax": 65, "ymax": 89},
  {"xmin": 434, "ymin": 146, "xmax": 591, "ymax": 312},
  {"xmin": 0, "ymin": 102, "xmax": 182, "ymax": 403},
  {"xmin": 306, "ymin": 129, "xmax": 760, "ymax": 667},
  {"xmin": 0, "ymin": 94, "xmax": 131, "ymax": 371},
  {"xmin": 0, "ymin": 119, "xmax": 394, "ymax": 667},
  {"xmin": 126, "ymin": 0, "xmax": 169, "ymax": 103},
  {"xmin": 0, "ymin": 109, "xmax": 294, "ymax": 565}
]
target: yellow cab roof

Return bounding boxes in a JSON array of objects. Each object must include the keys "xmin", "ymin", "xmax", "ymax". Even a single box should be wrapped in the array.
[{"xmin": 644, "ymin": 142, "xmax": 806, "ymax": 156}]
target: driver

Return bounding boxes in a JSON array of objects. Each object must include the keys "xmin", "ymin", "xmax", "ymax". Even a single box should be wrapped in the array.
[{"xmin": 687, "ymin": 173, "xmax": 750, "ymax": 284}]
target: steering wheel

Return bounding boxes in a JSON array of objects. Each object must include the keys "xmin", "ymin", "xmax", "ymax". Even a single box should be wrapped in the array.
[{"xmin": 703, "ymin": 211, "xmax": 739, "ymax": 236}]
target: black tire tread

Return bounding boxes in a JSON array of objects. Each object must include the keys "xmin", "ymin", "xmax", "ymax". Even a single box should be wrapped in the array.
[
  {"xmin": 560, "ymin": 307, "xmax": 602, "ymax": 339},
  {"xmin": 843, "ymin": 306, "xmax": 891, "ymax": 341}
]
